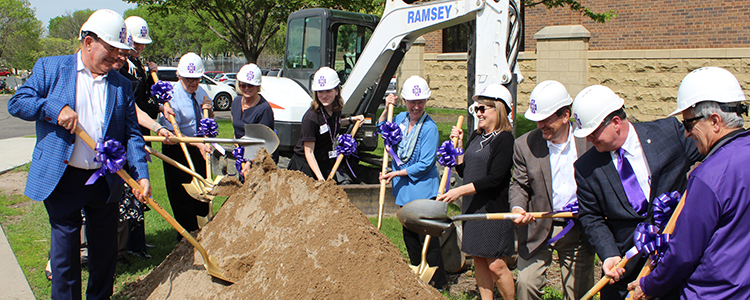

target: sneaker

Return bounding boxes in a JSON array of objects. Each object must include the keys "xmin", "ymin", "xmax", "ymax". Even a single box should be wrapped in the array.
[{"xmin": 128, "ymin": 250, "xmax": 152, "ymax": 259}]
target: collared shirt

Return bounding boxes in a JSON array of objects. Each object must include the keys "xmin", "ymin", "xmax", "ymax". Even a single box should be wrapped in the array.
[
  {"xmin": 158, "ymin": 82, "xmax": 208, "ymax": 137},
  {"xmin": 610, "ymin": 122, "xmax": 651, "ymax": 201},
  {"xmin": 547, "ymin": 124, "xmax": 578, "ymax": 211},
  {"xmin": 69, "ymin": 51, "xmax": 108, "ymax": 170}
]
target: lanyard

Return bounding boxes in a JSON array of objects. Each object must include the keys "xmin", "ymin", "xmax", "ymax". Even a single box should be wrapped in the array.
[{"xmin": 321, "ymin": 109, "xmax": 339, "ymax": 145}]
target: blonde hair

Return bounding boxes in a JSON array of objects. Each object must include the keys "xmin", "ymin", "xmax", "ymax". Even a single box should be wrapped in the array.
[
  {"xmin": 476, "ymin": 98, "xmax": 512, "ymax": 134},
  {"xmin": 311, "ymin": 86, "xmax": 344, "ymax": 113}
]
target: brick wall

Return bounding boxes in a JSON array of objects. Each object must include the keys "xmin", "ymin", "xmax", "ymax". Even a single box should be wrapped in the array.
[
  {"xmin": 524, "ymin": 0, "xmax": 750, "ymax": 52},
  {"xmin": 423, "ymin": 31, "xmax": 443, "ymax": 53}
]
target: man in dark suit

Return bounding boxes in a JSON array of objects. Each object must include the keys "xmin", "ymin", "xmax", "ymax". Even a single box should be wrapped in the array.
[
  {"xmin": 571, "ymin": 85, "xmax": 702, "ymax": 299},
  {"xmin": 8, "ymin": 9, "xmax": 150, "ymax": 300},
  {"xmin": 510, "ymin": 80, "xmax": 595, "ymax": 300}
]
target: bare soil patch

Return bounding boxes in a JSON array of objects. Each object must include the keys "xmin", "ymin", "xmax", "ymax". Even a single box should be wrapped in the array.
[{"xmin": 0, "ymin": 171, "xmax": 26, "ymax": 196}]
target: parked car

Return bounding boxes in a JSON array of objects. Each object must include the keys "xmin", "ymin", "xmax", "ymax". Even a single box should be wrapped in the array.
[
  {"xmin": 385, "ymin": 77, "xmax": 397, "ymax": 96},
  {"xmin": 204, "ymin": 71, "xmax": 224, "ymax": 79},
  {"xmin": 216, "ymin": 73, "xmax": 237, "ymax": 88},
  {"xmin": 155, "ymin": 67, "xmax": 238, "ymax": 111},
  {"xmin": 0, "ymin": 70, "xmax": 11, "ymax": 76}
]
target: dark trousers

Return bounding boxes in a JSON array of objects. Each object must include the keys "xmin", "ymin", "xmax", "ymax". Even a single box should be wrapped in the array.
[
  {"xmin": 162, "ymin": 143, "xmax": 208, "ymax": 232},
  {"xmin": 45, "ymin": 167, "xmax": 117, "ymax": 300},
  {"xmin": 126, "ymin": 221, "xmax": 146, "ymax": 251},
  {"xmin": 403, "ymin": 226, "xmax": 448, "ymax": 288}
]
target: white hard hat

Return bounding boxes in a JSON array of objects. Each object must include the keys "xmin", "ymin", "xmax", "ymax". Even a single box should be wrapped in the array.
[
  {"xmin": 572, "ymin": 85, "xmax": 624, "ymax": 138},
  {"xmin": 79, "ymin": 9, "xmax": 131, "ymax": 50},
  {"xmin": 473, "ymin": 83, "xmax": 513, "ymax": 112},
  {"xmin": 237, "ymin": 64, "xmax": 262, "ymax": 86},
  {"xmin": 124, "ymin": 16, "xmax": 152, "ymax": 44},
  {"xmin": 177, "ymin": 52, "xmax": 205, "ymax": 78},
  {"xmin": 401, "ymin": 76, "xmax": 431, "ymax": 100},
  {"xmin": 125, "ymin": 28, "xmax": 134, "ymax": 49},
  {"xmin": 311, "ymin": 67, "xmax": 340, "ymax": 91},
  {"xmin": 670, "ymin": 67, "xmax": 746, "ymax": 116},
  {"xmin": 525, "ymin": 80, "xmax": 572, "ymax": 121}
]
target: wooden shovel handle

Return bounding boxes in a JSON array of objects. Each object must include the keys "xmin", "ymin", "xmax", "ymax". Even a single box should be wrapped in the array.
[
  {"xmin": 377, "ymin": 103, "xmax": 394, "ymax": 230},
  {"xmin": 437, "ymin": 115, "xmax": 464, "ymax": 197},
  {"xmin": 326, "ymin": 119, "xmax": 363, "ymax": 181},
  {"xmin": 581, "ymin": 255, "xmax": 633, "ymax": 300}
]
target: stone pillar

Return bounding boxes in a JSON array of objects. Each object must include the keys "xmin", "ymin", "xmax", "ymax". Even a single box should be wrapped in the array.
[{"xmin": 534, "ymin": 25, "xmax": 590, "ymax": 97}]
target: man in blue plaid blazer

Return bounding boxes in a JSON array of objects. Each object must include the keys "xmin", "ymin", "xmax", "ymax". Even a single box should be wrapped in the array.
[{"xmin": 7, "ymin": 9, "xmax": 150, "ymax": 300}]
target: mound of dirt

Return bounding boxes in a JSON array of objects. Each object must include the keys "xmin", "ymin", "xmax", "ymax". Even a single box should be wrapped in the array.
[{"xmin": 121, "ymin": 150, "xmax": 442, "ymax": 299}]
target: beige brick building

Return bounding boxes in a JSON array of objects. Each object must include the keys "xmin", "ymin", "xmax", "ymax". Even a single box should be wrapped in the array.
[{"xmin": 397, "ymin": 0, "xmax": 750, "ymax": 126}]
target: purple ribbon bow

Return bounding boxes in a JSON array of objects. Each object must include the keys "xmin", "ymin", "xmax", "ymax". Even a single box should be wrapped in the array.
[
  {"xmin": 547, "ymin": 201, "xmax": 579, "ymax": 245},
  {"xmin": 652, "ymin": 191, "xmax": 681, "ymax": 228},
  {"xmin": 378, "ymin": 121, "xmax": 403, "ymax": 165},
  {"xmin": 233, "ymin": 146, "xmax": 248, "ymax": 174},
  {"xmin": 197, "ymin": 118, "xmax": 218, "ymax": 137},
  {"xmin": 335, "ymin": 134, "xmax": 358, "ymax": 178},
  {"xmin": 86, "ymin": 138, "xmax": 127, "ymax": 185},
  {"xmin": 634, "ymin": 222, "xmax": 671, "ymax": 264},
  {"xmin": 150, "ymin": 81, "xmax": 174, "ymax": 104},
  {"xmin": 436, "ymin": 140, "xmax": 463, "ymax": 167}
]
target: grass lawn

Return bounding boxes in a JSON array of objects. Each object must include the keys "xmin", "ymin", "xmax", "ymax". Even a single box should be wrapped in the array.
[{"xmin": 0, "ymin": 109, "xmax": 543, "ymax": 299}]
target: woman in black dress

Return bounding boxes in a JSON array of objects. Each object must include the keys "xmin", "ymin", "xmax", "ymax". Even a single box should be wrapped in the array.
[{"xmin": 437, "ymin": 84, "xmax": 516, "ymax": 300}]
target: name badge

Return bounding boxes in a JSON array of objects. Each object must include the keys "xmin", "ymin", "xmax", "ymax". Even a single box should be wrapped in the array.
[
  {"xmin": 319, "ymin": 124, "xmax": 329, "ymax": 134},
  {"xmin": 328, "ymin": 150, "xmax": 338, "ymax": 159}
]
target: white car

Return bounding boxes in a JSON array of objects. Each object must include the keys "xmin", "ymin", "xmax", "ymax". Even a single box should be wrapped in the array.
[{"xmin": 155, "ymin": 67, "xmax": 238, "ymax": 111}]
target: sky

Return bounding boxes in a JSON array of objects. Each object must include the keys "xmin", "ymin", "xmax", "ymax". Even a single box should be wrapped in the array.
[{"xmin": 28, "ymin": 0, "xmax": 137, "ymax": 28}]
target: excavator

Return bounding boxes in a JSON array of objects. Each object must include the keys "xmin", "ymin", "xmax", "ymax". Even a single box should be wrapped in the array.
[{"xmin": 255, "ymin": 0, "xmax": 522, "ymax": 182}]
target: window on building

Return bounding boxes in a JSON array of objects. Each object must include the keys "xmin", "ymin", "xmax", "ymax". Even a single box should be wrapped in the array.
[{"xmin": 442, "ymin": 24, "xmax": 469, "ymax": 53}]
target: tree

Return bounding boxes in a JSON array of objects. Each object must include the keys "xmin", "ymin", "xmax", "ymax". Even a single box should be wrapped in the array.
[
  {"xmin": 124, "ymin": 5, "xmax": 234, "ymax": 65},
  {"xmin": 128, "ymin": 0, "xmax": 383, "ymax": 63},
  {"xmin": 523, "ymin": 0, "xmax": 616, "ymax": 23},
  {"xmin": 0, "ymin": 0, "xmax": 42, "ymax": 70},
  {"xmin": 48, "ymin": 9, "xmax": 94, "ymax": 40}
]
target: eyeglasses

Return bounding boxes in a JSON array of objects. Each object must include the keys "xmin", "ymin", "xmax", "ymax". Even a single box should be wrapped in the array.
[
  {"xmin": 475, "ymin": 105, "xmax": 495, "ymax": 114},
  {"xmin": 96, "ymin": 39, "xmax": 117, "ymax": 54},
  {"xmin": 681, "ymin": 115, "xmax": 705, "ymax": 131}
]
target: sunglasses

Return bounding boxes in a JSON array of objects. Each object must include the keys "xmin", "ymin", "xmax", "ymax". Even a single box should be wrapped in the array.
[
  {"xmin": 681, "ymin": 115, "xmax": 705, "ymax": 131},
  {"xmin": 475, "ymin": 105, "xmax": 495, "ymax": 114}
]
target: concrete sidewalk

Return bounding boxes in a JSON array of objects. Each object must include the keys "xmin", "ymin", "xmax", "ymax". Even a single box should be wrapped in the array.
[{"xmin": 0, "ymin": 137, "xmax": 36, "ymax": 300}]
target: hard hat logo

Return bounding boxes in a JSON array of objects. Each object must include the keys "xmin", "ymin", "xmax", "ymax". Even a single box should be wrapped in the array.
[
  {"xmin": 318, "ymin": 76, "xmax": 326, "ymax": 87},
  {"xmin": 119, "ymin": 28, "xmax": 127, "ymax": 43},
  {"xmin": 247, "ymin": 72, "xmax": 255, "ymax": 81},
  {"xmin": 140, "ymin": 26, "xmax": 148, "ymax": 37},
  {"xmin": 412, "ymin": 86, "xmax": 421, "ymax": 97},
  {"xmin": 187, "ymin": 63, "xmax": 196, "ymax": 73},
  {"xmin": 574, "ymin": 113, "xmax": 583, "ymax": 129},
  {"xmin": 530, "ymin": 99, "xmax": 537, "ymax": 113}
]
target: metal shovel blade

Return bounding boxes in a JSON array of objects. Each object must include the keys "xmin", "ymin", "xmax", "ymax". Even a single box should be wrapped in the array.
[
  {"xmin": 242, "ymin": 124, "xmax": 279, "ymax": 159},
  {"xmin": 396, "ymin": 199, "xmax": 453, "ymax": 237}
]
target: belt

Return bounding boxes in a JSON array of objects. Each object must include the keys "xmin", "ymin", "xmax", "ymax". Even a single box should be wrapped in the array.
[{"xmin": 552, "ymin": 220, "xmax": 568, "ymax": 227}]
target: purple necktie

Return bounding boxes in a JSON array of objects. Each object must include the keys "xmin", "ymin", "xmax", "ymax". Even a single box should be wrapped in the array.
[{"xmin": 616, "ymin": 148, "xmax": 647, "ymax": 215}]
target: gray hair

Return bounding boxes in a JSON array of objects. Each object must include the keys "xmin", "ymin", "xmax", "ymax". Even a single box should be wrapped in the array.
[{"xmin": 689, "ymin": 101, "xmax": 745, "ymax": 128}]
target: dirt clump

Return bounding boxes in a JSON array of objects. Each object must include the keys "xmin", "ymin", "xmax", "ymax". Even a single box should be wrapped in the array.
[
  {"xmin": 121, "ymin": 150, "xmax": 442, "ymax": 299},
  {"xmin": 0, "ymin": 171, "xmax": 26, "ymax": 196}
]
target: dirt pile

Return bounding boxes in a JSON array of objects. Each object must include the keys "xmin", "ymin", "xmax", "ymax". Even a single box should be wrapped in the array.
[{"xmin": 122, "ymin": 150, "xmax": 442, "ymax": 299}]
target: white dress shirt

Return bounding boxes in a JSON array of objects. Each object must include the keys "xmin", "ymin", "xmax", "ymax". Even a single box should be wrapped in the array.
[
  {"xmin": 610, "ymin": 122, "xmax": 652, "ymax": 201},
  {"xmin": 548, "ymin": 125, "xmax": 578, "ymax": 211},
  {"xmin": 69, "ymin": 52, "xmax": 108, "ymax": 170}
]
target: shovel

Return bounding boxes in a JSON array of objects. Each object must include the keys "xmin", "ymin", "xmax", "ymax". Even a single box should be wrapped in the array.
[
  {"xmin": 377, "ymin": 103, "xmax": 394, "ymax": 230},
  {"xmin": 201, "ymin": 105, "xmax": 219, "ymax": 221},
  {"xmin": 411, "ymin": 115, "xmax": 463, "ymax": 282},
  {"xmin": 74, "ymin": 125, "xmax": 234, "ymax": 284},
  {"xmin": 326, "ymin": 119, "xmax": 363, "ymax": 181},
  {"xmin": 145, "ymin": 146, "xmax": 213, "ymax": 202},
  {"xmin": 143, "ymin": 135, "xmax": 271, "ymax": 146},
  {"xmin": 398, "ymin": 199, "xmax": 576, "ymax": 237}
]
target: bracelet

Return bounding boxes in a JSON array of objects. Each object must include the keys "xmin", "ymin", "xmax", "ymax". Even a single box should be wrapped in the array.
[
  {"xmin": 154, "ymin": 125, "xmax": 167, "ymax": 134},
  {"xmin": 348, "ymin": 116, "xmax": 352, "ymax": 123},
  {"xmin": 151, "ymin": 123, "xmax": 159, "ymax": 132}
]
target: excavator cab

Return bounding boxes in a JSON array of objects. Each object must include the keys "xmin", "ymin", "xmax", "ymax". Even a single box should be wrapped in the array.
[{"xmin": 283, "ymin": 9, "xmax": 379, "ymax": 93}]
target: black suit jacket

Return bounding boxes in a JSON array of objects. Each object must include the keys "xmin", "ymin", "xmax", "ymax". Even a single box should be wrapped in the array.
[{"xmin": 575, "ymin": 117, "xmax": 702, "ymax": 260}]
